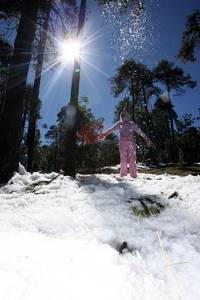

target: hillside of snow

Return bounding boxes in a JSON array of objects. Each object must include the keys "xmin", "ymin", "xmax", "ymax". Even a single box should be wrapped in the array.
[{"xmin": 0, "ymin": 170, "xmax": 200, "ymax": 300}]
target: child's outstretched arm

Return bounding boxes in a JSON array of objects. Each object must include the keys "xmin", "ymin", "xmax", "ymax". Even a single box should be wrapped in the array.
[
  {"xmin": 133, "ymin": 123, "xmax": 152, "ymax": 146},
  {"xmin": 98, "ymin": 122, "xmax": 120, "ymax": 140}
]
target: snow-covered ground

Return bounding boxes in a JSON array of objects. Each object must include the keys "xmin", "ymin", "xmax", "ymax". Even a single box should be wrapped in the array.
[
  {"xmin": 100, "ymin": 163, "xmax": 150, "ymax": 171},
  {"xmin": 0, "ymin": 169, "xmax": 200, "ymax": 300}
]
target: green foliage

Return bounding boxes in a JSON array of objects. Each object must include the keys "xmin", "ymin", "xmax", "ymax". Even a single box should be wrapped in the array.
[
  {"xmin": 153, "ymin": 60, "xmax": 196, "ymax": 94},
  {"xmin": 112, "ymin": 60, "xmax": 158, "ymax": 162},
  {"xmin": 32, "ymin": 144, "xmax": 58, "ymax": 173},
  {"xmin": 153, "ymin": 59, "xmax": 196, "ymax": 162},
  {"xmin": 42, "ymin": 97, "xmax": 119, "ymax": 173},
  {"xmin": 150, "ymin": 97, "xmax": 177, "ymax": 162},
  {"xmin": 76, "ymin": 103, "xmax": 119, "ymax": 172},
  {"xmin": 178, "ymin": 10, "xmax": 200, "ymax": 62},
  {"xmin": 111, "ymin": 60, "xmax": 158, "ymax": 152},
  {"xmin": 111, "ymin": 59, "xmax": 197, "ymax": 165},
  {"xmin": 176, "ymin": 113, "xmax": 195, "ymax": 134},
  {"xmin": 44, "ymin": 106, "xmax": 68, "ymax": 171},
  {"xmin": 97, "ymin": 134, "xmax": 119, "ymax": 167},
  {"xmin": 111, "ymin": 60, "xmax": 158, "ymax": 108},
  {"xmin": 176, "ymin": 112, "xmax": 200, "ymax": 163}
]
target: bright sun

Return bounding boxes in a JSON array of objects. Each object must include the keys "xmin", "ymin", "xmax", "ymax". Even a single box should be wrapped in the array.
[{"xmin": 60, "ymin": 39, "xmax": 81, "ymax": 62}]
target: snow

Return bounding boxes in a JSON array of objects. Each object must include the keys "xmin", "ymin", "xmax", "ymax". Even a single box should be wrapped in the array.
[
  {"xmin": 0, "ymin": 170, "xmax": 200, "ymax": 300},
  {"xmin": 18, "ymin": 163, "xmax": 29, "ymax": 176},
  {"xmin": 100, "ymin": 163, "xmax": 150, "ymax": 171}
]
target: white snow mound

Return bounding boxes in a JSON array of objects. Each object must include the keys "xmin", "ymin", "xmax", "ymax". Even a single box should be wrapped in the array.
[{"xmin": 0, "ymin": 171, "xmax": 200, "ymax": 300}]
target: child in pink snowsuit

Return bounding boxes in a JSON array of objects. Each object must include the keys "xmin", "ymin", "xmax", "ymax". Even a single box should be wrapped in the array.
[{"xmin": 99, "ymin": 111, "xmax": 152, "ymax": 178}]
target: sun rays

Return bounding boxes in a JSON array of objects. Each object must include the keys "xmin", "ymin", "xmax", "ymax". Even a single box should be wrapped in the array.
[
  {"xmin": 58, "ymin": 39, "xmax": 81, "ymax": 62},
  {"xmin": 40, "ymin": 27, "xmax": 111, "ymax": 96}
]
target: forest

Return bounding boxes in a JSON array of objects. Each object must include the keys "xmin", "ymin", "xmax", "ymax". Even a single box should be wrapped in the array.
[{"xmin": 0, "ymin": 1, "xmax": 199, "ymax": 181}]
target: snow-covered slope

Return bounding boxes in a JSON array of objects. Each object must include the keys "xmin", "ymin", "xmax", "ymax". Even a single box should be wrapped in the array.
[{"xmin": 0, "ymin": 171, "xmax": 200, "ymax": 300}]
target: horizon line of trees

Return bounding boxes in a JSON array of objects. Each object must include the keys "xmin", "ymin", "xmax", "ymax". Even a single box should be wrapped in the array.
[{"xmin": 29, "ymin": 92, "xmax": 200, "ymax": 174}]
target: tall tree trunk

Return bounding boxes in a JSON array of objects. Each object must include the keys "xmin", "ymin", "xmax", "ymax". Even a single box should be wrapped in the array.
[
  {"xmin": 0, "ymin": 92, "xmax": 5, "ymax": 115},
  {"xmin": 0, "ymin": 62, "xmax": 8, "ymax": 116},
  {"xmin": 26, "ymin": 6, "xmax": 50, "ymax": 172},
  {"xmin": 64, "ymin": 0, "xmax": 87, "ymax": 177},
  {"xmin": 142, "ymin": 84, "xmax": 151, "ymax": 130},
  {"xmin": 20, "ymin": 102, "xmax": 28, "ymax": 143},
  {"xmin": 141, "ymin": 84, "xmax": 150, "ymax": 160},
  {"xmin": 167, "ymin": 87, "xmax": 176, "ymax": 162},
  {"xmin": 130, "ymin": 79, "xmax": 135, "ymax": 121},
  {"xmin": 0, "ymin": 0, "xmax": 39, "ymax": 183}
]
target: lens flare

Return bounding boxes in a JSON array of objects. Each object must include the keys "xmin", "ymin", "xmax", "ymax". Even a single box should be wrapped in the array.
[{"xmin": 59, "ymin": 39, "xmax": 81, "ymax": 62}]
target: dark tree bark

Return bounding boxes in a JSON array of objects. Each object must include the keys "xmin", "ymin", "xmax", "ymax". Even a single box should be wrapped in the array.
[
  {"xmin": 26, "ymin": 6, "xmax": 50, "ymax": 172},
  {"xmin": 142, "ymin": 84, "xmax": 152, "ymax": 135},
  {"xmin": 0, "ymin": 71, "xmax": 7, "ymax": 114},
  {"xmin": 64, "ymin": 0, "xmax": 86, "ymax": 177},
  {"xmin": 167, "ymin": 87, "xmax": 176, "ymax": 162},
  {"xmin": 0, "ymin": 0, "xmax": 39, "ymax": 183},
  {"xmin": 130, "ymin": 80, "xmax": 135, "ymax": 121},
  {"xmin": 0, "ymin": 38, "xmax": 12, "ymax": 115},
  {"xmin": 20, "ymin": 101, "xmax": 28, "ymax": 143}
]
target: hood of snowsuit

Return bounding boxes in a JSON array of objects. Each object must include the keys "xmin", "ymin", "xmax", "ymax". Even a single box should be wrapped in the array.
[{"xmin": 120, "ymin": 111, "xmax": 131, "ymax": 122}]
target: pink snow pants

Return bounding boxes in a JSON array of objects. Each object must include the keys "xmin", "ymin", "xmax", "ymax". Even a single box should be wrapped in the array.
[{"xmin": 119, "ymin": 140, "xmax": 137, "ymax": 177}]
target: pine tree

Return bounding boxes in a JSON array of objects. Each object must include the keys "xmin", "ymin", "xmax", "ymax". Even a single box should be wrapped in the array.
[
  {"xmin": 111, "ymin": 60, "xmax": 159, "ymax": 162},
  {"xmin": 151, "ymin": 97, "xmax": 177, "ymax": 163},
  {"xmin": 111, "ymin": 59, "xmax": 158, "ymax": 124},
  {"xmin": 153, "ymin": 59, "xmax": 196, "ymax": 161},
  {"xmin": 176, "ymin": 112, "xmax": 200, "ymax": 164},
  {"xmin": 178, "ymin": 10, "xmax": 200, "ymax": 63}
]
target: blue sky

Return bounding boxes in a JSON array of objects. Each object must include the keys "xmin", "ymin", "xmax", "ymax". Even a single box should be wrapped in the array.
[
  {"xmin": 38, "ymin": 0, "xmax": 200, "ymax": 138},
  {"xmin": 1, "ymin": 0, "xmax": 200, "ymax": 138}
]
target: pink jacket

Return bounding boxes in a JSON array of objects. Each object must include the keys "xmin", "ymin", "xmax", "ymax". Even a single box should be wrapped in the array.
[{"xmin": 101, "ymin": 120, "xmax": 150, "ymax": 144}]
